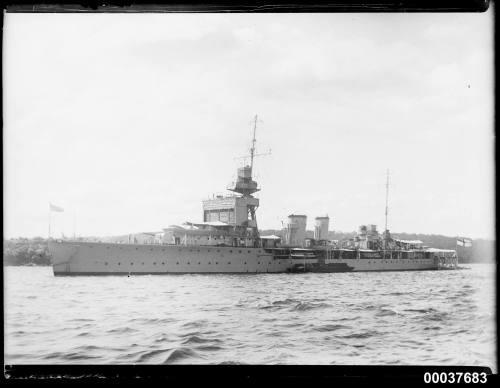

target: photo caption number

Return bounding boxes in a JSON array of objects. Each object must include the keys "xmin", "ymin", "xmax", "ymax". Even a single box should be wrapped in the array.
[{"xmin": 424, "ymin": 372, "xmax": 487, "ymax": 384}]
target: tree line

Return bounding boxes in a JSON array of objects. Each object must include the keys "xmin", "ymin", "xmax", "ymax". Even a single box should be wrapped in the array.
[{"xmin": 4, "ymin": 237, "xmax": 51, "ymax": 266}]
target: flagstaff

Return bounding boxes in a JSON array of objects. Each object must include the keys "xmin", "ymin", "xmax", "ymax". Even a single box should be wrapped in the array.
[
  {"xmin": 48, "ymin": 203, "xmax": 51, "ymax": 239},
  {"xmin": 49, "ymin": 203, "xmax": 65, "ymax": 240}
]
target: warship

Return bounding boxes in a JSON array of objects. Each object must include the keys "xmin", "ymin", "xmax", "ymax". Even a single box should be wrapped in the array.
[{"xmin": 48, "ymin": 117, "xmax": 458, "ymax": 275}]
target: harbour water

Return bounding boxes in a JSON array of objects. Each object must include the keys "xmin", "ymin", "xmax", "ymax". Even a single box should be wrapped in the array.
[{"xmin": 4, "ymin": 264, "xmax": 496, "ymax": 370}]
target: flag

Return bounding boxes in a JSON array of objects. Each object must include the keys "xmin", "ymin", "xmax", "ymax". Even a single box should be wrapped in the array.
[
  {"xmin": 49, "ymin": 203, "xmax": 64, "ymax": 212},
  {"xmin": 457, "ymin": 238, "xmax": 472, "ymax": 247}
]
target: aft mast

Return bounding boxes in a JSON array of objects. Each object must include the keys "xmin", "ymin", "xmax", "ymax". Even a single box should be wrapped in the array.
[
  {"xmin": 383, "ymin": 169, "xmax": 391, "ymax": 250},
  {"xmin": 385, "ymin": 169, "xmax": 390, "ymax": 233}
]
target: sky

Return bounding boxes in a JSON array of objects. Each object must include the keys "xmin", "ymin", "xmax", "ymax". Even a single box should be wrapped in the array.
[{"xmin": 3, "ymin": 11, "xmax": 495, "ymax": 240}]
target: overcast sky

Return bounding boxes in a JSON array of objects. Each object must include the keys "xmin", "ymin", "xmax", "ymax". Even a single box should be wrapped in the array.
[{"xmin": 3, "ymin": 11, "xmax": 494, "ymax": 240}]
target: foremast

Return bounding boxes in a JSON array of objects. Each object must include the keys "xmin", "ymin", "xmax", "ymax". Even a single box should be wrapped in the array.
[{"xmin": 227, "ymin": 115, "xmax": 270, "ymax": 238}]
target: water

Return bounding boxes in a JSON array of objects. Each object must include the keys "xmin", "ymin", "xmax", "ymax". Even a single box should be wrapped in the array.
[{"xmin": 4, "ymin": 264, "xmax": 496, "ymax": 370}]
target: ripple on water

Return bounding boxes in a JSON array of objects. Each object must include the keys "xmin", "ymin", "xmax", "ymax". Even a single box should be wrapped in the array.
[
  {"xmin": 217, "ymin": 361, "xmax": 247, "ymax": 365},
  {"xmin": 311, "ymin": 324, "xmax": 350, "ymax": 332},
  {"xmin": 375, "ymin": 308, "xmax": 399, "ymax": 317},
  {"xmin": 136, "ymin": 349, "xmax": 171, "ymax": 363},
  {"xmin": 130, "ymin": 317, "xmax": 174, "ymax": 325},
  {"xmin": 106, "ymin": 327, "xmax": 139, "ymax": 334},
  {"xmin": 180, "ymin": 320, "xmax": 209, "ymax": 329},
  {"xmin": 75, "ymin": 331, "xmax": 91, "ymax": 337},
  {"xmin": 162, "ymin": 347, "xmax": 203, "ymax": 364},
  {"xmin": 404, "ymin": 308, "xmax": 436, "ymax": 314},
  {"xmin": 424, "ymin": 311, "xmax": 449, "ymax": 322},
  {"xmin": 423, "ymin": 326, "xmax": 442, "ymax": 331},
  {"xmin": 71, "ymin": 318, "xmax": 94, "ymax": 322},
  {"xmin": 195, "ymin": 345, "xmax": 224, "ymax": 352},
  {"xmin": 180, "ymin": 335, "xmax": 222, "ymax": 345},
  {"xmin": 291, "ymin": 301, "xmax": 331, "ymax": 311},
  {"xmin": 43, "ymin": 351, "xmax": 101, "ymax": 361},
  {"xmin": 339, "ymin": 330, "xmax": 381, "ymax": 339}
]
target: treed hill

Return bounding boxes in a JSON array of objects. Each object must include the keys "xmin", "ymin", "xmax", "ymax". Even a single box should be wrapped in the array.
[{"xmin": 4, "ymin": 237, "xmax": 51, "ymax": 266}]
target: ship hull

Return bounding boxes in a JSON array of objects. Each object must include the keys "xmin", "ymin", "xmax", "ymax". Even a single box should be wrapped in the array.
[
  {"xmin": 49, "ymin": 240, "xmax": 292, "ymax": 275},
  {"xmin": 49, "ymin": 241, "xmax": 441, "ymax": 275}
]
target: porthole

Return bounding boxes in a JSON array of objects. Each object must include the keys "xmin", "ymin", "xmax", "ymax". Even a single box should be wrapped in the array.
[
  {"xmin": 136, "ymin": 248, "xmax": 139, "ymax": 250},
  {"xmin": 142, "ymin": 262, "xmax": 145, "ymax": 265},
  {"xmin": 229, "ymin": 250, "xmax": 233, "ymax": 253},
  {"xmin": 162, "ymin": 262, "xmax": 165, "ymax": 265},
  {"xmin": 118, "ymin": 262, "xmax": 121, "ymax": 265},
  {"xmin": 228, "ymin": 262, "xmax": 231, "ymax": 265},
  {"xmin": 208, "ymin": 249, "xmax": 210, "ymax": 252},
  {"xmin": 153, "ymin": 262, "xmax": 156, "ymax": 265},
  {"xmin": 248, "ymin": 250, "xmax": 251, "ymax": 253},
  {"xmin": 208, "ymin": 262, "xmax": 211, "ymax": 265},
  {"xmin": 150, "ymin": 248, "xmax": 153, "ymax": 251},
  {"xmin": 105, "ymin": 262, "xmax": 108, "ymax": 266},
  {"xmin": 239, "ymin": 250, "xmax": 242, "ymax": 253},
  {"xmin": 187, "ymin": 262, "xmax": 190, "ymax": 265},
  {"xmin": 130, "ymin": 263, "xmax": 134, "ymax": 265},
  {"xmin": 198, "ymin": 262, "xmax": 201, "ymax": 265},
  {"xmin": 258, "ymin": 262, "xmax": 260, "ymax": 265},
  {"xmin": 215, "ymin": 262, "xmax": 218, "ymax": 265},
  {"xmin": 244, "ymin": 262, "xmax": 247, "ymax": 265},
  {"xmin": 176, "ymin": 262, "xmax": 179, "ymax": 265}
]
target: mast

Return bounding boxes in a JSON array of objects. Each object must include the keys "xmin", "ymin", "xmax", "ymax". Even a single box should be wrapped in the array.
[
  {"xmin": 384, "ymin": 169, "xmax": 390, "ymax": 232},
  {"xmin": 250, "ymin": 114, "xmax": 257, "ymax": 176},
  {"xmin": 232, "ymin": 114, "xmax": 271, "ymax": 194},
  {"xmin": 224, "ymin": 115, "xmax": 269, "ymax": 240}
]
